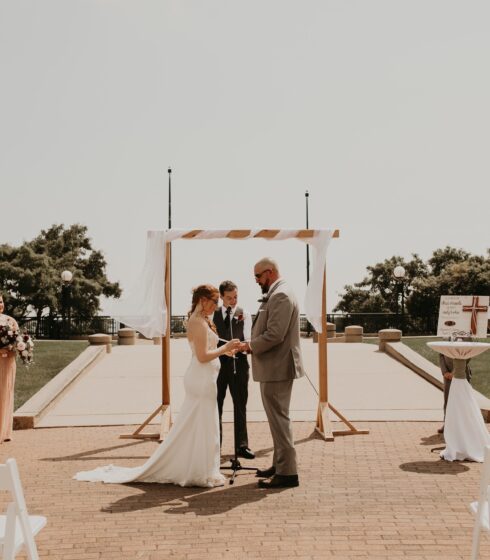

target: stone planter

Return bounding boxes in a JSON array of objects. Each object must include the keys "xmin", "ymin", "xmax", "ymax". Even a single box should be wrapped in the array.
[
  {"xmin": 312, "ymin": 322, "xmax": 336, "ymax": 343},
  {"xmin": 378, "ymin": 328, "xmax": 402, "ymax": 351},
  {"xmin": 88, "ymin": 333, "xmax": 112, "ymax": 353},
  {"xmin": 118, "ymin": 328, "xmax": 136, "ymax": 346},
  {"xmin": 345, "ymin": 325, "xmax": 363, "ymax": 343}
]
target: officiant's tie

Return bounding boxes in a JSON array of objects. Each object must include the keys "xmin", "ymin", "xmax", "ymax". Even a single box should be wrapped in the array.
[{"xmin": 225, "ymin": 307, "xmax": 232, "ymax": 336}]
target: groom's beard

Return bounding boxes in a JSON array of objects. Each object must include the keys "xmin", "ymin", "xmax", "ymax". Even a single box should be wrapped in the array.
[{"xmin": 261, "ymin": 283, "xmax": 270, "ymax": 294}]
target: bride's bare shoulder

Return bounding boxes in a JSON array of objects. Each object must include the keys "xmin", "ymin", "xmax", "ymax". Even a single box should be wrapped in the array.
[{"xmin": 186, "ymin": 315, "xmax": 206, "ymax": 333}]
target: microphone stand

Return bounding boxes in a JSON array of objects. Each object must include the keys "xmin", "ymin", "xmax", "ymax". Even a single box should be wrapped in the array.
[{"xmin": 221, "ymin": 306, "xmax": 257, "ymax": 484}]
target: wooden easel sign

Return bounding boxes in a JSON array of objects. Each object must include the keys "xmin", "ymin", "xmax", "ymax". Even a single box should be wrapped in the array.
[{"xmin": 437, "ymin": 295, "xmax": 489, "ymax": 338}]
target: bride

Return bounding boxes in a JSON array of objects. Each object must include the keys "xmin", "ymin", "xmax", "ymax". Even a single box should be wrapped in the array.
[{"xmin": 75, "ymin": 284, "xmax": 241, "ymax": 487}]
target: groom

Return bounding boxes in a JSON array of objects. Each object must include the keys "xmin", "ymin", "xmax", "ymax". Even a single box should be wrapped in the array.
[{"xmin": 242, "ymin": 258, "xmax": 305, "ymax": 488}]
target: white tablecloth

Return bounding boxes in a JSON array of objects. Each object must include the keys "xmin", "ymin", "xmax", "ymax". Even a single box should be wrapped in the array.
[
  {"xmin": 427, "ymin": 341, "xmax": 490, "ymax": 360},
  {"xmin": 441, "ymin": 379, "xmax": 490, "ymax": 462}
]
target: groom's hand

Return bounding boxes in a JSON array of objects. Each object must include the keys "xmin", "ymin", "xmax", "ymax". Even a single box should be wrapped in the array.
[{"xmin": 240, "ymin": 342, "xmax": 252, "ymax": 354}]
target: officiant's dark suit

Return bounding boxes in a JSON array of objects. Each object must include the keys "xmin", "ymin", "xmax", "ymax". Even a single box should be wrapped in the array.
[{"xmin": 213, "ymin": 281, "xmax": 254, "ymax": 459}]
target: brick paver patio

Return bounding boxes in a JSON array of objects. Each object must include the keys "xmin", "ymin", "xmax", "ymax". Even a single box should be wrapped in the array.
[{"xmin": 1, "ymin": 421, "xmax": 488, "ymax": 559}]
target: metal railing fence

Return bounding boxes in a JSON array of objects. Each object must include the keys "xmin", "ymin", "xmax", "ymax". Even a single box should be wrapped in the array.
[{"xmin": 19, "ymin": 312, "xmax": 439, "ymax": 339}]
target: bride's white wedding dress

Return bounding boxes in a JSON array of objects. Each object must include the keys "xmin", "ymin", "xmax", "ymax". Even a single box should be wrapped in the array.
[{"xmin": 74, "ymin": 328, "xmax": 225, "ymax": 487}]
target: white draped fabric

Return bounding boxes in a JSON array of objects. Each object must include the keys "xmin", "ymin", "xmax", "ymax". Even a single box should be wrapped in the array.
[
  {"xmin": 113, "ymin": 229, "xmax": 334, "ymax": 338},
  {"xmin": 427, "ymin": 342, "xmax": 490, "ymax": 462},
  {"xmin": 441, "ymin": 379, "xmax": 490, "ymax": 462}
]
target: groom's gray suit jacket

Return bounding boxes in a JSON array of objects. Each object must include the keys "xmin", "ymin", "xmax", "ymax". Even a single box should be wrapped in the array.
[{"xmin": 250, "ymin": 279, "xmax": 305, "ymax": 382}]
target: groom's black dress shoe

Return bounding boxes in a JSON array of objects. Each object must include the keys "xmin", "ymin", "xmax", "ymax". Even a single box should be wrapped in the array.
[
  {"xmin": 255, "ymin": 466, "xmax": 276, "ymax": 478},
  {"xmin": 258, "ymin": 474, "xmax": 299, "ymax": 489},
  {"xmin": 237, "ymin": 447, "xmax": 255, "ymax": 460}
]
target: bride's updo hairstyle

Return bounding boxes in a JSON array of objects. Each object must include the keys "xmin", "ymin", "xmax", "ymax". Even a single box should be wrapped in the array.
[
  {"xmin": 189, "ymin": 284, "xmax": 219, "ymax": 315},
  {"xmin": 188, "ymin": 284, "xmax": 219, "ymax": 334}
]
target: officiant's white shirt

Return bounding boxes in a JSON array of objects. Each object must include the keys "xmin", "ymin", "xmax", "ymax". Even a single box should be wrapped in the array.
[{"xmin": 221, "ymin": 305, "xmax": 252, "ymax": 342}]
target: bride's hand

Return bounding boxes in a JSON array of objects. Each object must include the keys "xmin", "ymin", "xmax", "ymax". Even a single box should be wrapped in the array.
[{"xmin": 222, "ymin": 338, "xmax": 241, "ymax": 356}]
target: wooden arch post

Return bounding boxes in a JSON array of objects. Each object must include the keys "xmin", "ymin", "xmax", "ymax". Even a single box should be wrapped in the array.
[
  {"xmin": 122, "ymin": 229, "xmax": 368, "ymax": 442},
  {"xmin": 315, "ymin": 266, "xmax": 369, "ymax": 440}
]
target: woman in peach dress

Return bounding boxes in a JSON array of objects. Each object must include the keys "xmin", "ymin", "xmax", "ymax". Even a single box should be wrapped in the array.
[{"xmin": 0, "ymin": 293, "xmax": 18, "ymax": 443}]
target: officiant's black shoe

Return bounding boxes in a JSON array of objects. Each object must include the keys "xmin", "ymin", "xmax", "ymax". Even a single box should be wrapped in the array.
[
  {"xmin": 258, "ymin": 474, "xmax": 299, "ymax": 489},
  {"xmin": 255, "ymin": 466, "xmax": 276, "ymax": 478},
  {"xmin": 237, "ymin": 447, "xmax": 255, "ymax": 460}
]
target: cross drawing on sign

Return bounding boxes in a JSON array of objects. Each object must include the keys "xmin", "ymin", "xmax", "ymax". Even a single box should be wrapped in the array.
[{"xmin": 462, "ymin": 296, "xmax": 488, "ymax": 335}]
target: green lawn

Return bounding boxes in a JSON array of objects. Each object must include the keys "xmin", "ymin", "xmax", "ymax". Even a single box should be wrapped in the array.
[
  {"xmin": 365, "ymin": 336, "xmax": 490, "ymax": 398},
  {"xmin": 14, "ymin": 340, "xmax": 88, "ymax": 410}
]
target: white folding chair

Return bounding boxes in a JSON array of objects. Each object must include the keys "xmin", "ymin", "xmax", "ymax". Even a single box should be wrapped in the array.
[
  {"xmin": 470, "ymin": 445, "xmax": 490, "ymax": 559},
  {"xmin": 0, "ymin": 458, "xmax": 46, "ymax": 560}
]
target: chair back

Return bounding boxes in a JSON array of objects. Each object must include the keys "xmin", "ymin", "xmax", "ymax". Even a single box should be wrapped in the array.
[
  {"xmin": 0, "ymin": 460, "xmax": 28, "ymax": 514},
  {"xmin": 471, "ymin": 445, "xmax": 490, "ymax": 560},
  {"xmin": 0, "ymin": 458, "xmax": 43, "ymax": 560},
  {"xmin": 476, "ymin": 446, "xmax": 490, "ymax": 514}
]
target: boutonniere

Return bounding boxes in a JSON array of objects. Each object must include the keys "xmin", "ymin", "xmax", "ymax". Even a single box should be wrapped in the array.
[{"xmin": 235, "ymin": 313, "xmax": 244, "ymax": 323}]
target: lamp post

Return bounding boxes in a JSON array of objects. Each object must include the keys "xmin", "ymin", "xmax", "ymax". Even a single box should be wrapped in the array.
[
  {"xmin": 168, "ymin": 167, "xmax": 172, "ymax": 229},
  {"xmin": 393, "ymin": 265, "xmax": 406, "ymax": 332},
  {"xmin": 305, "ymin": 190, "xmax": 311, "ymax": 337},
  {"xmin": 61, "ymin": 270, "xmax": 73, "ymax": 339}
]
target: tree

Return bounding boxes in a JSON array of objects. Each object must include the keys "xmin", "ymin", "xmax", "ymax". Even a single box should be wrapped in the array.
[
  {"xmin": 427, "ymin": 246, "xmax": 471, "ymax": 276},
  {"xmin": 0, "ymin": 224, "xmax": 121, "ymax": 333},
  {"xmin": 0, "ymin": 243, "xmax": 58, "ymax": 322},
  {"xmin": 409, "ymin": 253, "xmax": 490, "ymax": 316},
  {"xmin": 334, "ymin": 254, "xmax": 428, "ymax": 313},
  {"xmin": 334, "ymin": 246, "xmax": 490, "ymax": 320}
]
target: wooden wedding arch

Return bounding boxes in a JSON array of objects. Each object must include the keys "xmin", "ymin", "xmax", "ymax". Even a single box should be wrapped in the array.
[{"xmin": 120, "ymin": 229, "xmax": 368, "ymax": 442}]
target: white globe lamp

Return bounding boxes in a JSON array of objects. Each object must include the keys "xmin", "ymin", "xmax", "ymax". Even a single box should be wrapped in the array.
[
  {"xmin": 61, "ymin": 270, "xmax": 73, "ymax": 283},
  {"xmin": 393, "ymin": 265, "xmax": 406, "ymax": 280}
]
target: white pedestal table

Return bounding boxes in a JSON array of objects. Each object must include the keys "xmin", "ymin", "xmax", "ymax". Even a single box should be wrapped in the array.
[{"xmin": 427, "ymin": 341, "xmax": 490, "ymax": 462}]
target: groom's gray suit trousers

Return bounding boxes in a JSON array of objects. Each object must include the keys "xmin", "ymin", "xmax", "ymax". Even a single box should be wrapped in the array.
[{"xmin": 260, "ymin": 380, "xmax": 297, "ymax": 476}]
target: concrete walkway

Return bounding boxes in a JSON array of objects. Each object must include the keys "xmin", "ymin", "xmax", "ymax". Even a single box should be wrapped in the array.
[{"xmin": 38, "ymin": 339, "xmax": 443, "ymax": 427}]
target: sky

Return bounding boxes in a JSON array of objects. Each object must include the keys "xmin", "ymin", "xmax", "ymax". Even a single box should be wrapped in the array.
[{"xmin": 1, "ymin": 1, "xmax": 489, "ymax": 316}]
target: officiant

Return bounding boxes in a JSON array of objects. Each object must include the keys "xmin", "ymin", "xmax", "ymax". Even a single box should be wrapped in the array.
[{"xmin": 214, "ymin": 280, "xmax": 255, "ymax": 460}]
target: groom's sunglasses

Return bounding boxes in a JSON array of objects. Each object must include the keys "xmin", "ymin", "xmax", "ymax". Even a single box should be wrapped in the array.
[{"xmin": 254, "ymin": 269, "xmax": 271, "ymax": 279}]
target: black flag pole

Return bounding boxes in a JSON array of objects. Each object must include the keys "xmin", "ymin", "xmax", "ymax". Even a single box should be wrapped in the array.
[
  {"xmin": 305, "ymin": 190, "xmax": 311, "ymax": 337},
  {"xmin": 168, "ymin": 167, "xmax": 172, "ymax": 336}
]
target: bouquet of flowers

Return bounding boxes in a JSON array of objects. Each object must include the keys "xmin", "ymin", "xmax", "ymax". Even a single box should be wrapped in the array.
[{"xmin": 0, "ymin": 317, "xmax": 34, "ymax": 365}]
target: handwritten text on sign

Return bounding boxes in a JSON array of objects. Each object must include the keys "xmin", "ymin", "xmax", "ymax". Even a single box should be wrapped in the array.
[{"xmin": 437, "ymin": 295, "xmax": 489, "ymax": 338}]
